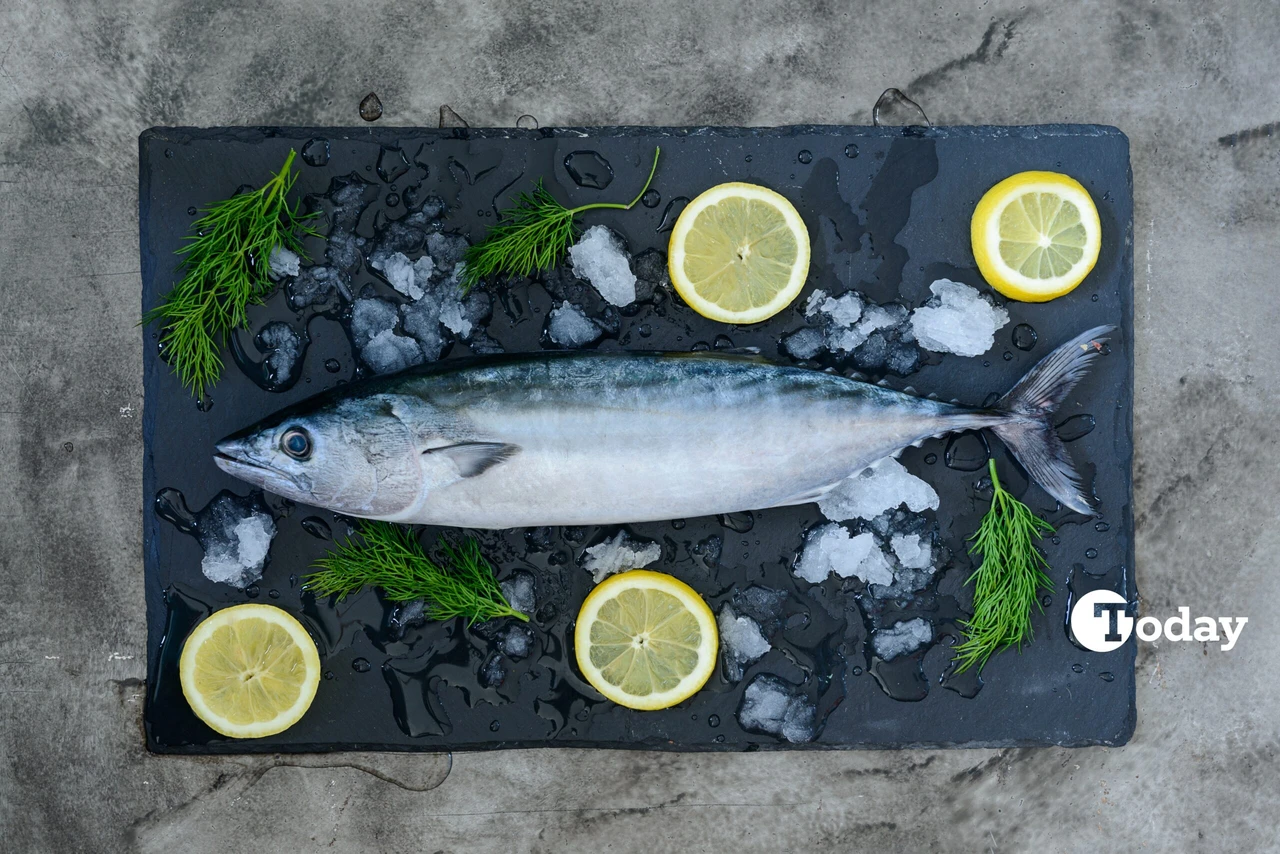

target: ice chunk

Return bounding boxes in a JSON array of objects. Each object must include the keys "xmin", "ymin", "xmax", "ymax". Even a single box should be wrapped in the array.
[
  {"xmin": 388, "ymin": 599, "xmax": 427, "ymax": 640},
  {"xmin": 256, "ymin": 322, "xmax": 303, "ymax": 388},
  {"xmin": 909, "ymin": 278, "xmax": 1010, "ymax": 356},
  {"xmin": 478, "ymin": 653, "xmax": 505, "ymax": 688},
  {"xmin": 268, "ymin": 245, "xmax": 300, "ymax": 278},
  {"xmin": 496, "ymin": 624, "xmax": 534, "ymax": 660},
  {"xmin": 426, "ymin": 232, "xmax": 470, "ymax": 274},
  {"xmin": 198, "ymin": 496, "xmax": 276, "ymax": 589},
  {"xmin": 873, "ymin": 618, "xmax": 933, "ymax": 660},
  {"xmin": 361, "ymin": 329, "xmax": 422, "ymax": 374},
  {"xmin": 546, "ymin": 301, "xmax": 604, "ymax": 348},
  {"xmin": 351, "ymin": 297, "xmax": 399, "ymax": 347},
  {"xmin": 500, "ymin": 571, "xmax": 536, "ymax": 615},
  {"xmin": 569, "ymin": 225, "xmax": 636, "ymax": 306},
  {"xmin": 793, "ymin": 523, "xmax": 894, "ymax": 586},
  {"xmin": 782, "ymin": 326, "xmax": 825, "ymax": 360},
  {"xmin": 286, "ymin": 265, "xmax": 343, "ymax": 308},
  {"xmin": 817, "ymin": 457, "xmax": 939, "ymax": 522},
  {"xmin": 438, "ymin": 298, "xmax": 471, "ymax": 337},
  {"xmin": 582, "ymin": 531, "xmax": 662, "ymax": 583},
  {"xmin": 371, "ymin": 251, "xmax": 424, "ymax": 300},
  {"xmin": 890, "ymin": 533, "xmax": 933, "ymax": 570},
  {"xmin": 737, "ymin": 674, "xmax": 816, "ymax": 743},
  {"xmin": 731, "ymin": 585, "xmax": 789, "ymax": 630},
  {"xmin": 718, "ymin": 605, "xmax": 772, "ymax": 682}
]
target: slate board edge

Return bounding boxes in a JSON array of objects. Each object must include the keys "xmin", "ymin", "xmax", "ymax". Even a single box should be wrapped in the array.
[{"xmin": 138, "ymin": 125, "xmax": 1136, "ymax": 754}]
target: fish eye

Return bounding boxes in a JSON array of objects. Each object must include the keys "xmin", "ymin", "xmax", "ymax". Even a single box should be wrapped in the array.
[{"xmin": 281, "ymin": 427, "xmax": 312, "ymax": 460}]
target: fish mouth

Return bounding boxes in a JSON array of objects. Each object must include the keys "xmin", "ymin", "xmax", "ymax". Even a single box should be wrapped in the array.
[{"xmin": 214, "ymin": 439, "xmax": 296, "ymax": 488}]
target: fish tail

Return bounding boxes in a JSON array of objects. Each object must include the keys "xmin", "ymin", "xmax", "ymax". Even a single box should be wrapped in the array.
[{"xmin": 988, "ymin": 325, "xmax": 1117, "ymax": 515}]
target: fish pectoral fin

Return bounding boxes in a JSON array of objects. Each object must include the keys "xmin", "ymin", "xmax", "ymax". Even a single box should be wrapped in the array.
[{"xmin": 424, "ymin": 442, "xmax": 520, "ymax": 478}]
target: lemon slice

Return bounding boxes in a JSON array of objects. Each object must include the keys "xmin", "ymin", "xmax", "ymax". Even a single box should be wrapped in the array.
[
  {"xmin": 971, "ymin": 171, "xmax": 1101, "ymax": 302},
  {"xmin": 667, "ymin": 182, "xmax": 810, "ymax": 324},
  {"xmin": 180, "ymin": 603, "xmax": 321, "ymax": 739},
  {"xmin": 574, "ymin": 570, "xmax": 718, "ymax": 710}
]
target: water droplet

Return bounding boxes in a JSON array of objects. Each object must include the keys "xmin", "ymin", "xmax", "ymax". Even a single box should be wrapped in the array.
[
  {"xmin": 1072, "ymin": 663, "xmax": 1084, "ymax": 674},
  {"xmin": 352, "ymin": 657, "xmax": 371, "ymax": 673},
  {"xmin": 563, "ymin": 151, "xmax": 614, "ymax": 190},
  {"xmin": 638, "ymin": 324, "xmax": 652, "ymax": 338},
  {"xmin": 1002, "ymin": 351, "xmax": 1013, "ymax": 361},
  {"xmin": 1051, "ymin": 536, "xmax": 1061, "ymax": 545},
  {"xmin": 187, "ymin": 206, "xmax": 197, "ymax": 216},
  {"xmin": 1091, "ymin": 294, "xmax": 1099, "ymax": 302},
  {"xmin": 744, "ymin": 154, "xmax": 753, "ymax": 163},
  {"xmin": 154, "ymin": 488, "xmax": 197, "ymax": 534},
  {"xmin": 324, "ymin": 670, "xmax": 335, "ymax": 680},
  {"xmin": 62, "ymin": 441, "xmax": 73, "ymax": 452},
  {"xmin": 385, "ymin": 192, "xmax": 400, "ymax": 207},
  {"xmin": 718, "ymin": 511, "xmax": 755, "ymax": 533},
  {"xmin": 516, "ymin": 114, "xmax": 538, "ymax": 130},
  {"xmin": 690, "ymin": 713, "xmax": 698, "ymax": 722},
  {"xmin": 196, "ymin": 395, "xmax": 213, "ymax": 413},
  {"xmin": 641, "ymin": 189, "xmax": 661, "ymax": 208},
  {"xmin": 1012, "ymin": 323, "xmax": 1038, "ymax": 350},
  {"xmin": 872, "ymin": 88, "xmax": 930, "ymax": 127},
  {"xmin": 164, "ymin": 148, "xmax": 174, "ymax": 158},
  {"xmin": 359, "ymin": 92, "xmax": 383, "ymax": 122},
  {"xmin": 1041, "ymin": 594, "xmax": 1053, "ymax": 607},
  {"xmin": 438, "ymin": 104, "xmax": 469, "ymax": 128},
  {"xmin": 944, "ymin": 432, "xmax": 989, "ymax": 471},
  {"xmin": 691, "ymin": 341, "xmax": 710, "ymax": 352},
  {"xmin": 671, "ymin": 519, "xmax": 686, "ymax": 530},
  {"xmin": 376, "ymin": 146, "xmax": 410, "ymax": 183},
  {"xmin": 301, "ymin": 516, "xmax": 332, "ymax": 540},
  {"xmin": 797, "ymin": 150, "xmax": 813, "ymax": 164},
  {"xmin": 982, "ymin": 360, "xmax": 990, "ymax": 367},
  {"xmin": 851, "ymin": 666, "xmax": 863, "ymax": 676},
  {"xmin": 1094, "ymin": 521, "xmax": 1110, "ymax": 532},
  {"xmin": 489, "ymin": 719, "xmax": 501, "ymax": 731},
  {"xmin": 301, "ymin": 138, "xmax": 330, "ymax": 167},
  {"xmin": 708, "ymin": 714, "xmax": 720, "ymax": 727},
  {"xmin": 713, "ymin": 734, "xmax": 725, "ymax": 743},
  {"xmin": 713, "ymin": 334, "xmax": 734, "ymax": 350},
  {"xmin": 1099, "ymin": 671, "xmax": 1114, "ymax": 682},
  {"xmin": 1084, "ymin": 548, "xmax": 1098, "ymax": 560},
  {"xmin": 1056, "ymin": 414, "xmax": 1096, "ymax": 442},
  {"xmin": 268, "ymin": 588, "xmax": 280, "ymax": 599},
  {"xmin": 656, "ymin": 197, "xmax": 691, "ymax": 233},
  {"xmin": 245, "ymin": 584, "xmax": 260, "ymax": 599},
  {"xmin": 924, "ymin": 453, "xmax": 937, "ymax": 464},
  {"xmin": 324, "ymin": 358, "xmax": 342, "ymax": 373},
  {"xmin": 844, "ymin": 143, "xmax": 859, "ymax": 159}
]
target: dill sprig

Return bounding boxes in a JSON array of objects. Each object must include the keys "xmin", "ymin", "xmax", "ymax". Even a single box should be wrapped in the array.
[
  {"xmin": 305, "ymin": 521, "xmax": 528, "ymax": 624},
  {"xmin": 144, "ymin": 150, "xmax": 317, "ymax": 397},
  {"xmin": 952, "ymin": 458, "xmax": 1056, "ymax": 673},
  {"xmin": 461, "ymin": 145, "xmax": 661, "ymax": 290}
]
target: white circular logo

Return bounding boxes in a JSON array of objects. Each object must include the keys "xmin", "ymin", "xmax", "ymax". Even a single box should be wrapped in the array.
[{"xmin": 1070, "ymin": 589, "xmax": 1134, "ymax": 652}]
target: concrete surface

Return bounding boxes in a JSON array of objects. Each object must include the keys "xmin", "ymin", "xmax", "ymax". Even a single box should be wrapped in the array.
[{"xmin": 1, "ymin": 0, "xmax": 1277, "ymax": 851}]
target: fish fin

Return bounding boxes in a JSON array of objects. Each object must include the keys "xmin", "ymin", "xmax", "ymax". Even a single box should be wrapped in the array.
[
  {"xmin": 990, "ymin": 325, "xmax": 1115, "ymax": 516},
  {"xmin": 424, "ymin": 442, "xmax": 520, "ymax": 477}
]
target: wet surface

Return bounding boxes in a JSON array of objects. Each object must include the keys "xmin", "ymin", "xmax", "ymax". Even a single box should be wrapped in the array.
[{"xmin": 139, "ymin": 125, "xmax": 1134, "ymax": 752}]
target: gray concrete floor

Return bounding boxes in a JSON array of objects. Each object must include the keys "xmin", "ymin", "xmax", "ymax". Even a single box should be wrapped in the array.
[{"xmin": 2, "ymin": 0, "xmax": 1278, "ymax": 851}]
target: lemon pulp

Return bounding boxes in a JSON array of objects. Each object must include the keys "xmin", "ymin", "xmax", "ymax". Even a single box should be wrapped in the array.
[
  {"xmin": 179, "ymin": 603, "xmax": 321, "ymax": 739},
  {"xmin": 574, "ymin": 570, "xmax": 718, "ymax": 710}
]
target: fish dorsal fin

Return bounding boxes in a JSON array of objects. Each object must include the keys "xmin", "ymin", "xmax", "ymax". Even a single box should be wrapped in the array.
[{"xmin": 424, "ymin": 442, "xmax": 519, "ymax": 477}]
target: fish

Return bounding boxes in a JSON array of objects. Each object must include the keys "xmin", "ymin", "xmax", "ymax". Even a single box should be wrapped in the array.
[{"xmin": 214, "ymin": 325, "xmax": 1114, "ymax": 528}]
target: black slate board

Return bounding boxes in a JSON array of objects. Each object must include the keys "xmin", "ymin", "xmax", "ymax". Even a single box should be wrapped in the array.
[{"xmin": 140, "ymin": 125, "xmax": 1135, "ymax": 753}]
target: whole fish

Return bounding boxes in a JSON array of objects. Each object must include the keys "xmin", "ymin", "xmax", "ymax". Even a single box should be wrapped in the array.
[{"xmin": 215, "ymin": 326, "xmax": 1113, "ymax": 528}]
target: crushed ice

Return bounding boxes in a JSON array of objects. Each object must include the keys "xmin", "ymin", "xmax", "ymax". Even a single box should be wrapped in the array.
[
  {"xmin": 909, "ymin": 278, "xmax": 1009, "ymax": 357},
  {"xmin": 546, "ymin": 301, "xmax": 604, "ymax": 348},
  {"xmin": 569, "ymin": 225, "xmax": 636, "ymax": 307},
  {"xmin": 268, "ymin": 245, "xmax": 300, "ymax": 279},
  {"xmin": 793, "ymin": 523, "xmax": 894, "ymax": 585},
  {"xmin": 197, "ymin": 494, "xmax": 276, "ymax": 589},
  {"xmin": 795, "ymin": 510, "xmax": 943, "ymax": 599},
  {"xmin": 718, "ymin": 604, "xmax": 772, "ymax": 682},
  {"xmin": 737, "ymin": 674, "xmax": 817, "ymax": 743},
  {"xmin": 817, "ymin": 456, "xmax": 939, "ymax": 522},
  {"xmin": 872, "ymin": 618, "xmax": 933, "ymax": 660},
  {"xmin": 500, "ymin": 571, "xmax": 536, "ymax": 615},
  {"xmin": 582, "ymin": 530, "xmax": 662, "ymax": 583}
]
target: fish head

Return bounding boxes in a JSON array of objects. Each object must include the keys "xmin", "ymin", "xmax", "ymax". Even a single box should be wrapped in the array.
[{"xmin": 213, "ymin": 395, "xmax": 424, "ymax": 518}]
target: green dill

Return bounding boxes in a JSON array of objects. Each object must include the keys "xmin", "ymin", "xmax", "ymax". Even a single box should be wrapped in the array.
[
  {"xmin": 305, "ymin": 521, "xmax": 528, "ymax": 624},
  {"xmin": 144, "ymin": 149, "xmax": 317, "ymax": 397},
  {"xmin": 952, "ymin": 458, "xmax": 1056, "ymax": 673},
  {"xmin": 461, "ymin": 145, "xmax": 661, "ymax": 290}
]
